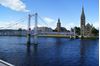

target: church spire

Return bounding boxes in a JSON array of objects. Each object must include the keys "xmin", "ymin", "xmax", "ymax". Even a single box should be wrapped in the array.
[
  {"xmin": 81, "ymin": 0, "xmax": 85, "ymax": 18},
  {"xmin": 58, "ymin": 18, "xmax": 61, "ymax": 23},
  {"xmin": 80, "ymin": 0, "xmax": 85, "ymax": 37},
  {"xmin": 57, "ymin": 18, "xmax": 61, "ymax": 32}
]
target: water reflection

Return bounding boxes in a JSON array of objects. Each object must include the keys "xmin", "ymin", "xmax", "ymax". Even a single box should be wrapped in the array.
[
  {"xmin": 26, "ymin": 43, "xmax": 31, "ymax": 54},
  {"xmin": 26, "ymin": 43, "xmax": 39, "ymax": 66},
  {"xmin": 79, "ymin": 39, "xmax": 99, "ymax": 66},
  {"xmin": 26, "ymin": 43, "xmax": 38, "ymax": 54},
  {"xmin": 54, "ymin": 38, "xmax": 62, "ymax": 66},
  {"xmin": 79, "ymin": 39, "xmax": 86, "ymax": 66},
  {"xmin": 33, "ymin": 44, "xmax": 38, "ymax": 66},
  {"xmin": 0, "ymin": 37, "xmax": 98, "ymax": 66}
]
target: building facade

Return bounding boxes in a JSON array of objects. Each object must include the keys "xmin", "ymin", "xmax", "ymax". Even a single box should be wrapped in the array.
[
  {"xmin": 55, "ymin": 18, "xmax": 67, "ymax": 32},
  {"xmin": 80, "ymin": 5, "xmax": 93, "ymax": 37},
  {"xmin": 85, "ymin": 23, "xmax": 93, "ymax": 37},
  {"xmin": 37, "ymin": 27, "xmax": 53, "ymax": 32},
  {"xmin": 0, "ymin": 29, "xmax": 27, "ymax": 36},
  {"xmin": 56, "ymin": 18, "xmax": 61, "ymax": 32}
]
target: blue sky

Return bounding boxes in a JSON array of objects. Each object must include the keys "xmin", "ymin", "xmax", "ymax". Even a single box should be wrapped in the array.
[{"xmin": 0, "ymin": 0, "xmax": 99, "ymax": 30}]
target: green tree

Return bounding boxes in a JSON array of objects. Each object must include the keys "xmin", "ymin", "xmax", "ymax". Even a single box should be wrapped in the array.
[
  {"xmin": 74, "ymin": 27, "xmax": 80, "ymax": 35},
  {"xmin": 92, "ymin": 27, "xmax": 99, "ymax": 36}
]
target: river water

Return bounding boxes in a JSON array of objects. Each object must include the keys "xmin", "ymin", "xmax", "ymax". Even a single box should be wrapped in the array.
[{"xmin": 0, "ymin": 36, "xmax": 99, "ymax": 66}]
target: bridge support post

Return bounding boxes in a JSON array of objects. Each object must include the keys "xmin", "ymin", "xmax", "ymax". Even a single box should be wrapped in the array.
[
  {"xmin": 27, "ymin": 13, "xmax": 38, "ymax": 45},
  {"xmin": 34, "ymin": 13, "xmax": 38, "ymax": 44},
  {"xmin": 27, "ymin": 14, "xmax": 31, "ymax": 45}
]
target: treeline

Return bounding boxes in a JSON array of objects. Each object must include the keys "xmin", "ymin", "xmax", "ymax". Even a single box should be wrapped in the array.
[{"xmin": 74, "ymin": 27, "xmax": 99, "ymax": 36}]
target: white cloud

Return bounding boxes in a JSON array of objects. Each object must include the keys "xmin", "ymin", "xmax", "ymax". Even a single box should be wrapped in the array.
[
  {"xmin": 44, "ymin": 17, "xmax": 55, "ymax": 23},
  {"xmin": 0, "ymin": 20, "xmax": 28, "ymax": 29},
  {"xmin": 63, "ymin": 22, "xmax": 78, "ymax": 30},
  {"xmin": 0, "ymin": 20, "xmax": 45, "ymax": 30},
  {"xmin": 92, "ymin": 22, "xmax": 99, "ymax": 29},
  {"xmin": 43, "ymin": 17, "xmax": 80, "ymax": 30},
  {"xmin": 42, "ymin": 17, "xmax": 79, "ymax": 30},
  {"xmin": 0, "ymin": 0, "xmax": 29, "ymax": 12},
  {"xmin": 43, "ymin": 17, "xmax": 56, "ymax": 29}
]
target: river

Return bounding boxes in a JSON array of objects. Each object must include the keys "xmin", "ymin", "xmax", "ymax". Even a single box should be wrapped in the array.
[{"xmin": 0, "ymin": 36, "xmax": 99, "ymax": 66}]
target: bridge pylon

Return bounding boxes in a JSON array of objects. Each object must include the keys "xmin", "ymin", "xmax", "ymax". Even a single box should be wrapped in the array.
[{"xmin": 27, "ymin": 13, "xmax": 38, "ymax": 45}]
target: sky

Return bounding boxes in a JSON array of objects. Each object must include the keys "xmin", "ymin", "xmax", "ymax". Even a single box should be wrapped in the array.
[{"xmin": 0, "ymin": 0, "xmax": 99, "ymax": 30}]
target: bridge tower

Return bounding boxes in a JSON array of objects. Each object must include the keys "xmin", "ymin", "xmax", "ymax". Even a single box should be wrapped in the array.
[
  {"xmin": 27, "ymin": 13, "xmax": 38, "ymax": 45},
  {"xmin": 27, "ymin": 14, "xmax": 31, "ymax": 44},
  {"xmin": 34, "ymin": 13, "xmax": 38, "ymax": 44}
]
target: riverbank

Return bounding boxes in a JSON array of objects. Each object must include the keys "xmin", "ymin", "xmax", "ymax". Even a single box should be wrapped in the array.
[
  {"xmin": 38, "ymin": 35, "xmax": 99, "ymax": 39},
  {"xmin": 0, "ymin": 35, "xmax": 98, "ymax": 39}
]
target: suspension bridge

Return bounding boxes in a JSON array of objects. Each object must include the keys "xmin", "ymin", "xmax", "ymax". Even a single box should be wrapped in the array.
[{"xmin": 0, "ymin": 13, "xmax": 76, "ymax": 44}]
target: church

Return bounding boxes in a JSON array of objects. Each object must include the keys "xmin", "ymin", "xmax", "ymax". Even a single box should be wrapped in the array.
[
  {"xmin": 80, "ymin": 4, "xmax": 93, "ymax": 37},
  {"xmin": 55, "ymin": 18, "xmax": 67, "ymax": 32}
]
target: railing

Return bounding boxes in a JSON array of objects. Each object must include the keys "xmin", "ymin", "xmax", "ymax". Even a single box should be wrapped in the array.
[{"xmin": 0, "ymin": 60, "xmax": 14, "ymax": 66}]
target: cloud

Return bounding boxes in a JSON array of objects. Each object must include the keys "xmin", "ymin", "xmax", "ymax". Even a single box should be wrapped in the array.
[
  {"xmin": 43, "ymin": 17, "xmax": 56, "ymax": 29},
  {"xmin": 0, "ymin": 20, "xmax": 46, "ymax": 30},
  {"xmin": 43, "ymin": 17, "xmax": 78, "ymax": 30},
  {"xmin": 0, "ymin": 0, "xmax": 29, "ymax": 12},
  {"xmin": 43, "ymin": 17, "xmax": 80, "ymax": 30},
  {"xmin": 44, "ymin": 17, "xmax": 55, "ymax": 23},
  {"xmin": 63, "ymin": 22, "xmax": 78, "ymax": 30},
  {"xmin": 0, "ymin": 20, "xmax": 28, "ymax": 29},
  {"xmin": 92, "ymin": 21, "xmax": 99, "ymax": 29}
]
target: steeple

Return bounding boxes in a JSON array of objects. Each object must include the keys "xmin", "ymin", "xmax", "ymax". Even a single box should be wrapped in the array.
[
  {"xmin": 57, "ymin": 18, "xmax": 61, "ymax": 26},
  {"xmin": 58, "ymin": 18, "xmax": 61, "ymax": 23},
  {"xmin": 81, "ymin": 0, "xmax": 85, "ymax": 19},
  {"xmin": 57, "ymin": 18, "xmax": 61, "ymax": 32},
  {"xmin": 80, "ymin": 0, "xmax": 85, "ymax": 37}
]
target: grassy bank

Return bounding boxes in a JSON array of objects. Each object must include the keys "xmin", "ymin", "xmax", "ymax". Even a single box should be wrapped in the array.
[
  {"xmin": 38, "ymin": 35, "xmax": 70, "ymax": 38},
  {"xmin": 0, "ymin": 35, "xmax": 98, "ymax": 40}
]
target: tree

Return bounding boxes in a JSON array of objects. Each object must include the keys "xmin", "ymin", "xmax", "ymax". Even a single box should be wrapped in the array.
[
  {"xmin": 18, "ymin": 28, "xmax": 22, "ymax": 31},
  {"xmin": 92, "ymin": 27, "xmax": 99, "ymax": 36},
  {"xmin": 74, "ymin": 27, "xmax": 80, "ymax": 35}
]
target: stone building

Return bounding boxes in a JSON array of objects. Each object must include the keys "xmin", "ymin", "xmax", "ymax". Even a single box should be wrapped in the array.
[
  {"xmin": 55, "ymin": 18, "xmax": 67, "ymax": 32},
  {"xmin": 56, "ymin": 18, "xmax": 61, "ymax": 32},
  {"xmin": 85, "ymin": 23, "xmax": 93, "ymax": 37},
  {"xmin": 80, "ymin": 6, "xmax": 85, "ymax": 37},
  {"xmin": 80, "ymin": 5, "xmax": 93, "ymax": 37},
  {"xmin": 37, "ymin": 27, "xmax": 53, "ymax": 32}
]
